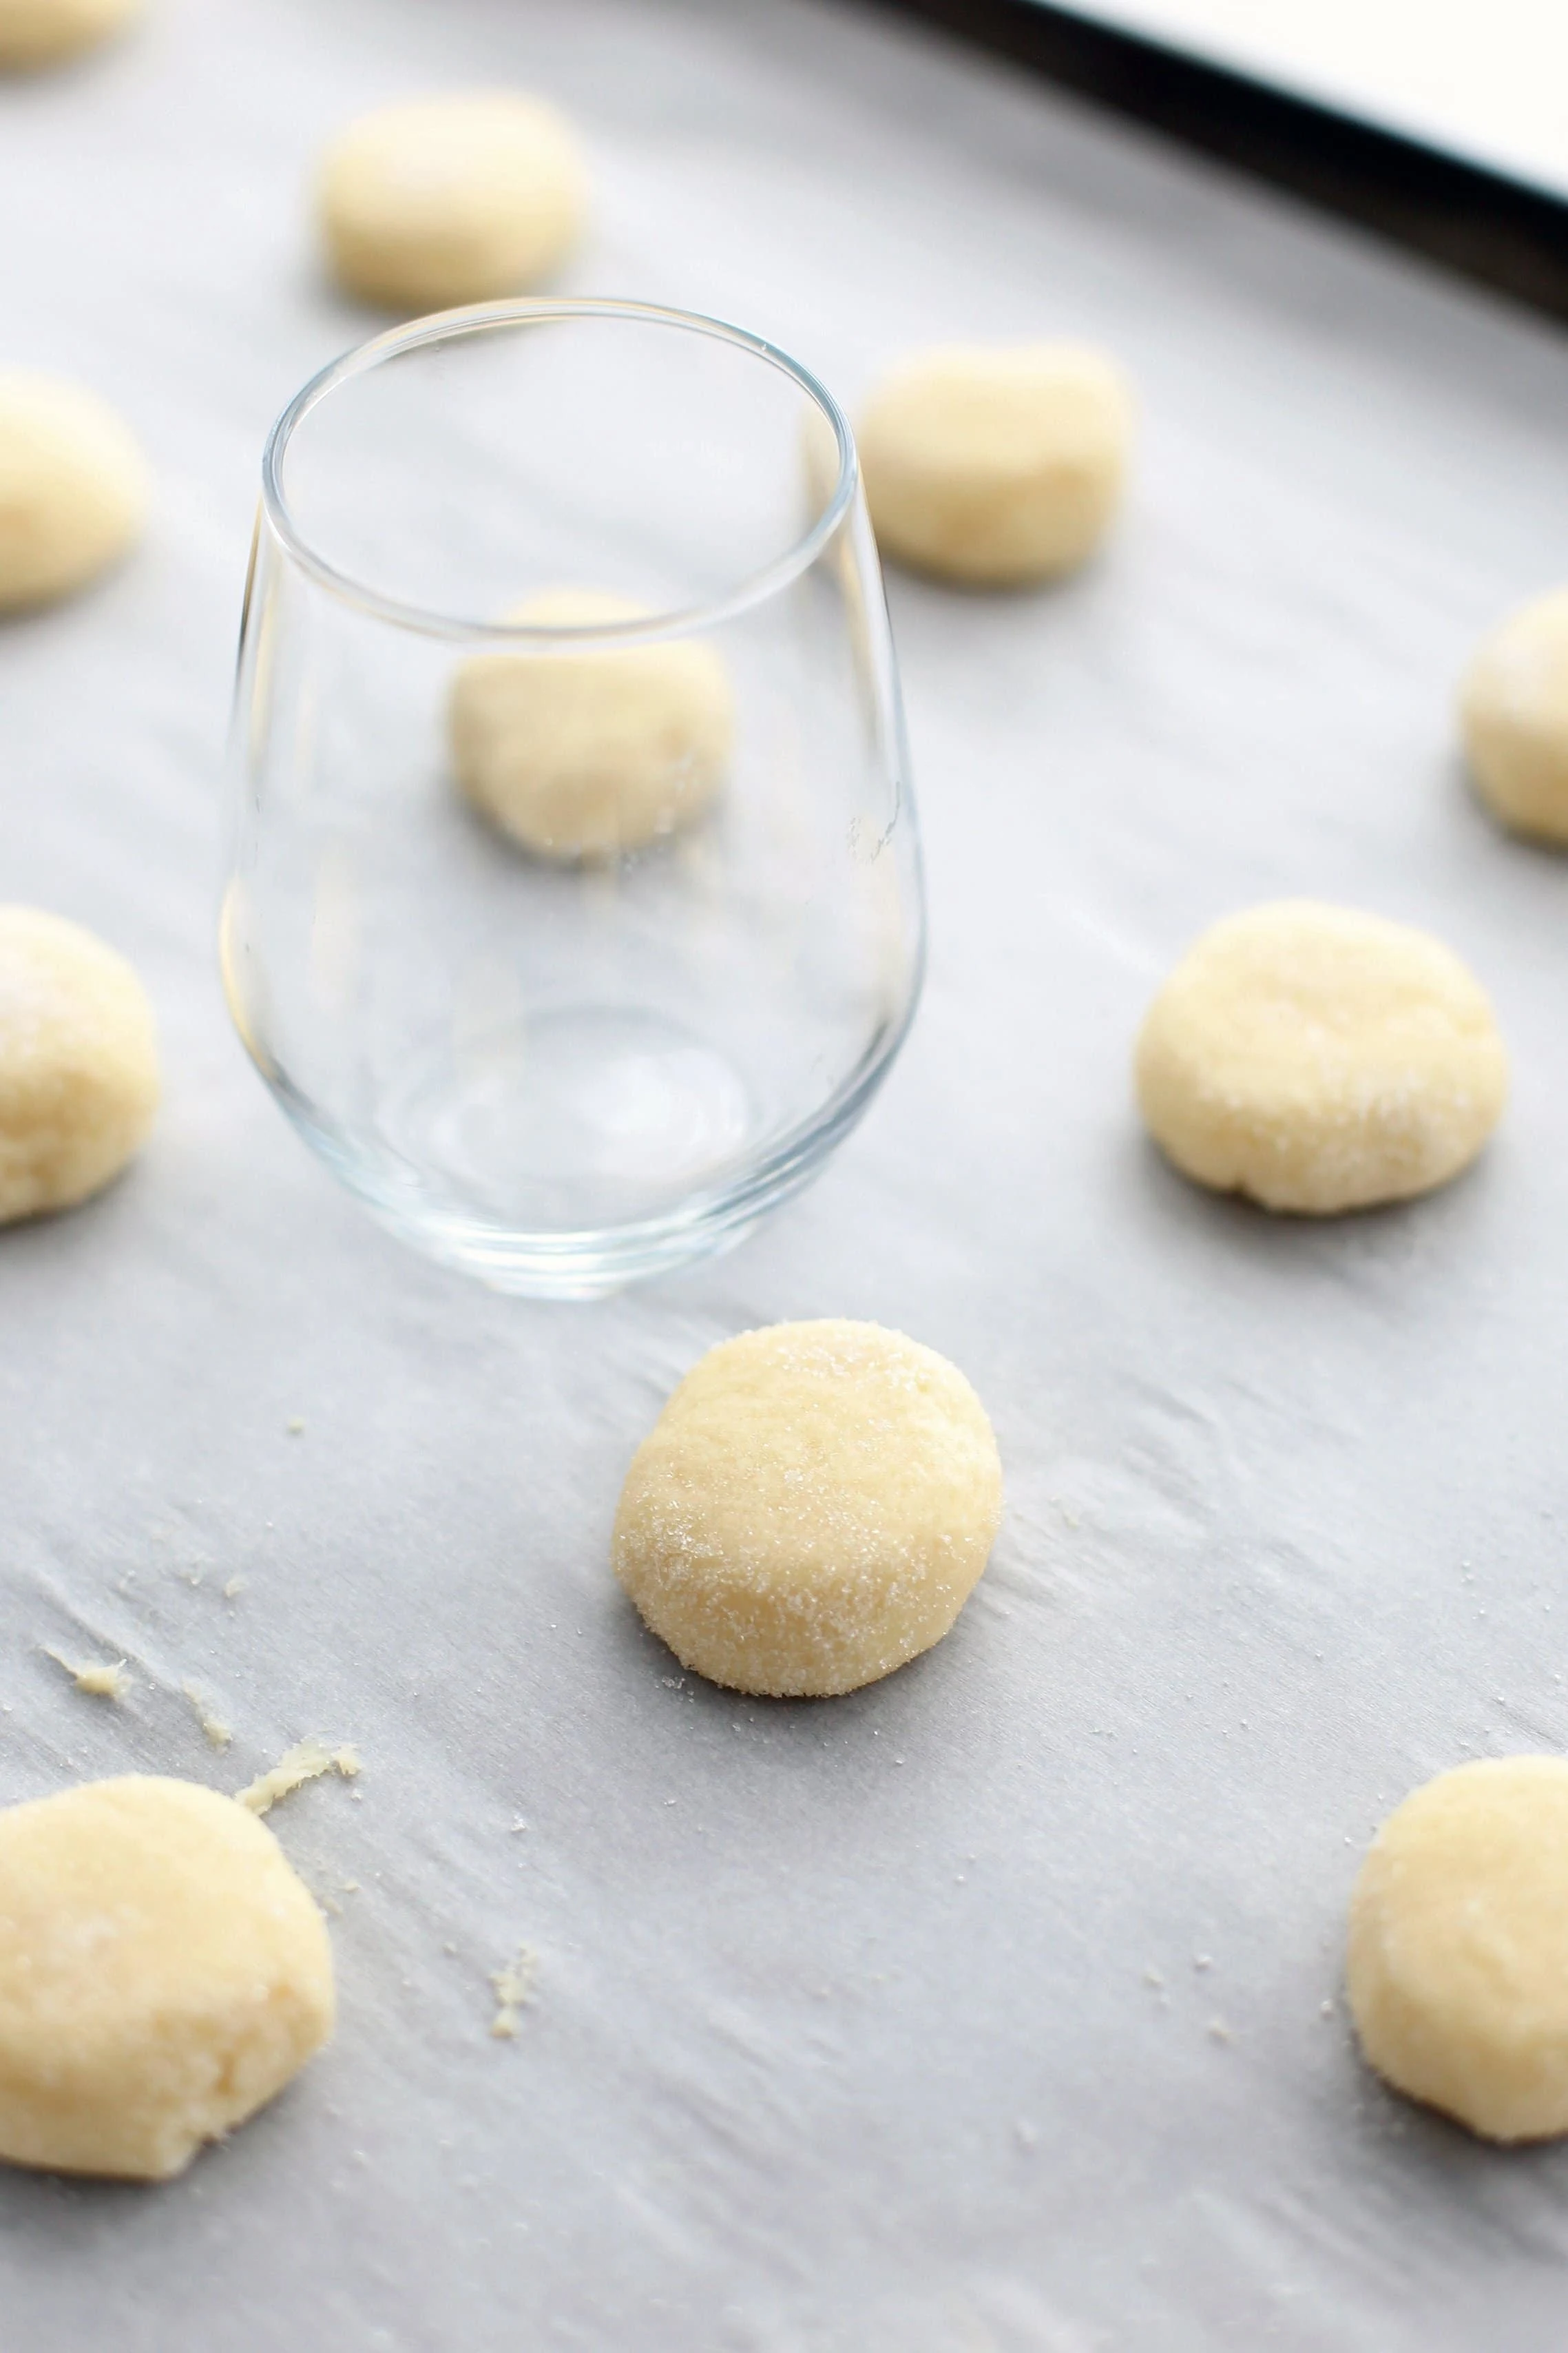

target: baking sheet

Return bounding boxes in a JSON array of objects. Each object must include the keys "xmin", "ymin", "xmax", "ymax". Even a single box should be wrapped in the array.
[
  {"xmin": 3, "ymin": 1, "xmax": 1568, "ymax": 2345},
  {"xmin": 1028, "ymin": 0, "xmax": 1568, "ymax": 203}
]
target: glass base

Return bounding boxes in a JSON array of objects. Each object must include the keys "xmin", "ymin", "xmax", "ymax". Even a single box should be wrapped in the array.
[
  {"xmin": 380, "ymin": 1006, "xmax": 755, "ymax": 1227},
  {"xmin": 278, "ymin": 1013, "xmax": 905, "ymax": 1299}
]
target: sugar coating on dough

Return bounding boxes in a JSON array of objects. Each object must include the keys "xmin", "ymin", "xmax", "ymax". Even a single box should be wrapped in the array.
[
  {"xmin": 0, "ymin": 373, "xmax": 147, "ymax": 612},
  {"xmin": 317, "ymin": 91, "xmax": 587, "ymax": 313},
  {"xmin": 0, "ymin": 0, "xmax": 136, "ymax": 68},
  {"xmin": 0, "ymin": 906, "xmax": 160, "ymax": 1225},
  {"xmin": 857, "ymin": 343, "xmax": 1132, "ymax": 587},
  {"xmin": 0, "ymin": 1776, "xmax": 334, "ymax": 2180},
  {"xmin": 1134, "ymin": 900, "xmax": 1508, "ymax": 1215},
  {"xmin": 1348, "ymin": 1757, "xmax": 1568, "ymax": 2143},
  {"xmin": 1460, "ymin": 589, "xmax": 1568, "ymax": 846},
  {"xmin": 612, "ymin": 1320, "xmax": 1003, "ymax": 1699},
  {"xmin": 450, "ymin": 590, "xmax": 733, "ymax": 860}
]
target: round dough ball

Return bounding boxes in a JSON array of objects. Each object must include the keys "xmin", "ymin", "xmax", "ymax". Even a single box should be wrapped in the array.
[
  {"xmin": 1134, "ymin": 901, "xmax": 1508, "ymax": 1215},
  {"xmin": 612, "ymin": 1320, "xmax": 1003, "ymax": 1698},
  {"xmin": 450, "ymin": 590, "xmax": 733, "ymax": 860},
  {"xmin": 1459, "ymin": 589, "xmax": 1568, "ymax": 845},
  {"xmin": 0, "ymin": 906, "xmax": 160, "ymax": 1224},
  {"xmin": 0, "ymin": 373, "xmax": 147, "ymax": 613},
  {"xmin": 0, "ymin": 1776, "xmax": 334, "ymax": 2179},
  {"xmin": 317, "ymin": 91, "xmax": 587, "ymax": 313},
  {"xmin": 1348, "ymin": 1758, "xmax": 1568, "ymax": 2143},
  {"xmin": 0, "ymin": 0, "xmax": 136, "ymax": 69},
  {"xmin": 857, "ymin": 342, "xmax": 1132, "ymax": 587}
]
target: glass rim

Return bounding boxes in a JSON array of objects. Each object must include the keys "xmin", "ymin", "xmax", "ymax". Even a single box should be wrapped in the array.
[{"xmin": 259, "ymin": 296, "xmax": 859, "ymax": 645}]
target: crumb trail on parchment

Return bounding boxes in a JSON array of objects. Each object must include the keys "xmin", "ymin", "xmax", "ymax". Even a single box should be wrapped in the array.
[
  {"xmin": 44, "ymin": 1648, "xmax": 129, "ymax": 1699},
  {"xmin": 490, "ymin": 1947, "xmax": 539, "ymax": 2038},
  {"xmin": 182, "ymin": 1681, "xmax": 233, "ymax": 1749},
  {"xmin": 236, "ymin": 1738, "xmax": 361, "ymax": 1815}
]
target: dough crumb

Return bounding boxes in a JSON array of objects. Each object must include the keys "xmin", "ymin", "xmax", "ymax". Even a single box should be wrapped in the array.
[
  {"xmin": 222, "ymin": 1576, "xmax": 247, "ymax": 1599},
  {"xmin": 45, "ymin": 1647, "xmax": 128, "ymax": 1699},
  {"xmin": 1207, "ymin": 2018, "xmax": 1233, "ymax": 2044},
  {"xmin": 182, "ymin": 1682, "xmax": 232, "ymax": 1750},
  {"xmin": 286, "ymin": 1418, "xmax": 305, "ymax": 1435},
  {"xmin": 236, "ymin": 1739, "xmax": 361, "ymax": 1816},
  {"xmin": 490, "ymin": 1946, "xmax": 538, "ymax": 2038}
]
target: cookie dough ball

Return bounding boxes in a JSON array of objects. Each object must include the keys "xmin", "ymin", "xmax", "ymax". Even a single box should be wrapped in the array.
[
  {"xmin": 450, "ymin": 590, "xmax": 733, "ymax": 860},
  {"xmin": 0, "ymin": 0, "xmax": 136, "ymax": 68},
  {"xmin": 0, "ymin": 907, "xmax": 160, "ymax": 1223},
  {"xmin": 612, "ymin": 1320, "xmax": 1003, "ymax": 1698},
  {"xmin": 857, "ymin": 343, "xmax": 1131, "ymax": 587},
  {"xmin": 317, "ymin": 92, "xmax": 587, "ymax": 313},
  {"xmin": 1460, "ymin": 590, "xmax": 1568, "ymax": 845},
  {"xmin": 0, "ymin": 374, "xmax": 147, "ymax": 613},
  {"xmin": 1348, "ymin": 1758, "xmax": 1568, "ymax": 2143},
  {"xmin": 0, "ymin": 1776, "xmax": 334, "ymax": 2179},
  {"xmin": 1134, "ymin": 901, "xmax": 1507, "ymax": 1214}
]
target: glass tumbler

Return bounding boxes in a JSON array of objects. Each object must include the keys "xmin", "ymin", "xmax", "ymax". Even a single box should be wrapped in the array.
[{"xmin": 222, "ymin": 300, "xmax": 923, "ymax": 1296}]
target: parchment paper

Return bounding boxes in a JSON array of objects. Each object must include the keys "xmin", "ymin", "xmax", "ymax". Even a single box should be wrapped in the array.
[{"xmin": 3, "ymin": 0, "xmax": 1568, "ymax": 2345}]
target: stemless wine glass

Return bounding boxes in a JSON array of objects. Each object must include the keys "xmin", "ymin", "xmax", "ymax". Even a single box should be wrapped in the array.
[{"xmin": 221, "ymin": 300, "xmax": 923, "ymax": 1296}]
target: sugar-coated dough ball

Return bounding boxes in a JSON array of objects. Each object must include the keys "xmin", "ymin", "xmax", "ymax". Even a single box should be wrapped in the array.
[
  {"xmin": 857, "ymin": 343, "xmax": 1132, "ymax": 586},
  {"xmin": 0, "ymin": 906, "xmax": 160, "ymax": 1223},
  {"xmin": 450, "ymin": 590, "xmax": 733, "ymax": 860},
  {"xmin": 0, "ymin": 0, "xmax": 136, "ymax": 68},
  {"xmin": 317, "ymin": 92, "xmax": 587, "ymax": 313},
  {"xmin": 0, "ymin": 1776, "xmax": 334, "ymax": 2179},
  {"xmin": 1348, "ymin": 1758, "xmax": 1568, "ymax": 2143},
  {"xmin": 1460, "ymin": 590, "xmax": 1568, "ymax": 845},
  {"xmin": 1134, "ymin": 901, "xmax": 1507, "ymax": 1215},
  {"xmin": 612, "ymin": 1320, "xmax": 1003, "ymax": 1698},
  {"xmin": 0, "ymin": 373, "xmax": 147, "ymax": 612}
]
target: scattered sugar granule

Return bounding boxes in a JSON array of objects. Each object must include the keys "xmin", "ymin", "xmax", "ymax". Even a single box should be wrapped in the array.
[
  {"xmin": 182, "ymin": 1681, "xmax": 233, "ymax": 1750},
  {"xmin": 236, "ymin": 1738, "xmax": 361, "ymax": 1815},
  {"xmin": 44, "ymin": 1648, "xmax": 129, "ymax": 1700},
  {"xmin": 490, "ymin": 1947, "xmax": 539, "ymax": 2039}
]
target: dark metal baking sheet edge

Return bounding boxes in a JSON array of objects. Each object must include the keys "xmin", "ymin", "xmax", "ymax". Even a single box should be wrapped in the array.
[{"xmin": 861, "ymin": 0, "xmax": 1568, "ymax": 324}]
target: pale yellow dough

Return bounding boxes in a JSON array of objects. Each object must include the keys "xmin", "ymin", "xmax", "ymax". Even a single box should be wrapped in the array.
[
  {"xmin": 0, "ymin": 373, "xmax": 147, "ymax": 612},
  {"xmin": 0, "ymin": 0, "xmax": 136, "ymax": 68},
  {"xmin": 0, "ymin": 1776, "xmax": 334, "ymax": 2180},
  {"xmin": 1460, "ymin": 589, "xmax": 1568, "ymax": 845},
  {"xmin": 612, "ymin": 1320, "xmax": 1003, "ymax": 1698},
  {"xmin": 1134, "ymin": 901, "xmax": 1507, "ymax": 1214},
  {"xmin": 450, "ymin": 591, "xmax": 733, "ymax": 860},
  {"xmin": 0, "ymin": 907, "xmax": 160, "ymax": 1224},
  {"xmin": 317, "ymin": 91, "xmax": 587, "ymax": 313},
  {"xmin": 1348, "ymin": 1758, "xmax": 1568, "ymax": 2143},
  {"xmin": 857, "ymin": 343, "xmax": 1132, "ymax": 586}
]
